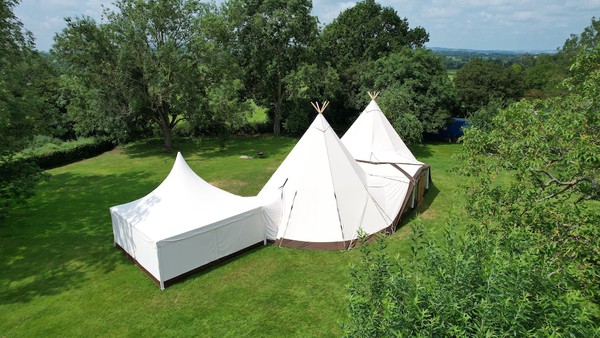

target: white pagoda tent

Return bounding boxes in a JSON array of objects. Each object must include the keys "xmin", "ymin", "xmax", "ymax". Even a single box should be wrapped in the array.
[{"xmin": 110, "ymin": 152, "xmax": 265, "ymax": 289}]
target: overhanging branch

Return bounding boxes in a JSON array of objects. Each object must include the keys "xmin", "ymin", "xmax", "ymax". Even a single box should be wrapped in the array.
[{"xmin": 531, "ymin": 169, "xmax": 599, "ymax": 203}]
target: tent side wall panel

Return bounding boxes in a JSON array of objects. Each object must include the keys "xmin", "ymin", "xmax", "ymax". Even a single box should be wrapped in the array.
[
  {"xmin": 131, "ymin": 227, "xmax": 162, "ymax": 281},
  {"xmin": 215, "ymin": 212, "xmax": 265, "ymax": 257},
  {"xmin": 157, "ymin": 230, "xmax": 219, "ymax": 282},
  {"xmin": 110, "ymin": 210, "xmax": 137, "ymax": 255},
  {"xmin": 157, "ymin": 209, "xmax": 265, "ymax": 283}
]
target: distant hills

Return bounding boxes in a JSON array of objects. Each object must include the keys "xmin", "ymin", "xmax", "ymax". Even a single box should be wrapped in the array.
[
  {"xmin": 429, "ymin": 47, "xmax": 557, "ymax": 70},
  {"xmin": 429, "ymin": 46, "xmax": 557, "ymax": 55}
]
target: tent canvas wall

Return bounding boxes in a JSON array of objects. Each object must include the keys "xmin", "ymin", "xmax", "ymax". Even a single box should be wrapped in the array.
[
  {"xmin": 357, "ymin": 161, "xmax": 413, "ymax": 227},
  {"xmin": 110, "ymin": 152, "xmax": 265, "ymax": 289},
  {"xmin": 258, "ymin": 110, "xmax": 392, "ymax": 250},
  {"xmin": 342, "ymin": 99, "xmax": 430, "ymax": 209}
]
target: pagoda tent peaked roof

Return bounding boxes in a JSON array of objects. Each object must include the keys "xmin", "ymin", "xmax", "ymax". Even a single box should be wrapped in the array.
[
  {"xmin": 341, "ymin": 99, "xmax": 426, "ymax": 177},
  {"xmin": 258, "ymin": 112, "xmax": 392, "ymax": 250},
  {"xmin": 110, "ymin": 152, "xmax": 265, "ymax": 289}
]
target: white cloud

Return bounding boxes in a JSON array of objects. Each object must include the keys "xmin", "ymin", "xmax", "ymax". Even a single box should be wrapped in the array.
[
  {"xmin": 423, "ymin": 7, "xmax": 460, "ymax": 18},
  {"xmin": 40, "ymin": 16, "xmax": 63, "ymax": 29}
]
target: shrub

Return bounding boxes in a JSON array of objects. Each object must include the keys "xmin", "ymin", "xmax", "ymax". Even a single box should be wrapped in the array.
[
  {"xmin": 343, "ymin": 220, "xmax": 599, "ymax": 337},
  {"xmin": 16, "ymin": 137, "xmax": 115, "ymax": 169},
  {"xmin": 0, "ymin": 158, "xmax": 44, "ymax": 219}
]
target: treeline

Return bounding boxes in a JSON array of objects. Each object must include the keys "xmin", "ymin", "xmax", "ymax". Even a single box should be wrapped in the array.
[
  {"xmin": 434, "ymin": 48, "xmax": 552, "ymax": 69},
  {"xmin": 2, "ymin": 0, "xmax": 584, "ymax": 154}
]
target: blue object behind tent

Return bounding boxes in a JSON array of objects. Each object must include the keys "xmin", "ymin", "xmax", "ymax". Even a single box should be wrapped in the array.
[{"xmin": 425, "ymin": 117, "xmax": 468, "ymax": 141}]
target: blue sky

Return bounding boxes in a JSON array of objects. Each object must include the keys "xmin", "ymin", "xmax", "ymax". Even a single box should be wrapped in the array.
[{"xmin": 15, "ymin": 0, "xmax": 600, "ymax": 52}]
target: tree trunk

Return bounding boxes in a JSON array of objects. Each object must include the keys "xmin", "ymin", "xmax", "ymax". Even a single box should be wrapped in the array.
[
  {"xmin": 273, "ymin": 103, "xmax": 282, "ymax": 136},
  {"xmin": 273, "ymin": 76, "xmax": 283, "ymax": 136},
  {"xmin": 160, "ymin": 119, "xmax": 173, "ymax": 151},
  {"xmin": 158, "ymin": 105, "xmax": 173, "ymax": 151}
]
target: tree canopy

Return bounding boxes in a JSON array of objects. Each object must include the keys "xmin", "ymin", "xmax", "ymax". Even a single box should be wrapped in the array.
[
  {"xmin": 454, "ymin": 58, "xmax": 524, "ymax": 115},
  {"xmin": 0, "ymin": 0, "xmax": 46, "ymax": 218},
  {"xmin": 320, "ymin": 0, "xmax": 428, "ymax": 69},
  {"xmin": 53, "ymin": 0, "xmax": 215, "ymax": 150},
  {"xmin": 362, "ymin": 48, "xmax": 455, "ymax": 143},
  {"xmin": 226, "ymin": 0, "xmax": 318, "ymax": 136}
]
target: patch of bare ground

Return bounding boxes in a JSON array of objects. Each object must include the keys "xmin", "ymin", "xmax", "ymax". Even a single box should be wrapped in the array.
[{"xmin": 209, "ymin": 180, "xmax": 249, "ymax": 189}]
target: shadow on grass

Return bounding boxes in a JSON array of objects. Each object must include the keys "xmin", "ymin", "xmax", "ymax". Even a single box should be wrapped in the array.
[
  {"xmin": 409, "ymin": 143, "xmax": 435, "ymax": 159},
  {"xmin": 121, "ymin": 136, "xmax": 297, "ymax": 161},
  {"xmin": 395, "ymin": 180, "xmax": 440, "ymax": 231},
  {"xmin": 0, "ymin": 171, "xmax": 152, "ymax": 304}
]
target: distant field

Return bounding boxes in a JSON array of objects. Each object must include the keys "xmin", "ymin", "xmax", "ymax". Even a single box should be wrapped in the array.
[
  {"xmin": 0, "ymin": 137, "xmax": 464, "ymax": 336},
  {"xmin": 447, "ymin": 69, "xmax": 458, "ymax": 81}
]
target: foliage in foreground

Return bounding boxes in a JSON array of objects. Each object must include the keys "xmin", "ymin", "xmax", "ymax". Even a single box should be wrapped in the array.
[
  {"xmin": 345, "ymin": 23, "xmax": 599, "ymax": 334},
  {"xmin": 344, "ymin": 222, "xmax": 598, "ymax": 337}
]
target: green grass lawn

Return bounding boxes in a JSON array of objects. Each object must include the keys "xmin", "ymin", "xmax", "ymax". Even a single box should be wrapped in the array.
[{"xmin": 0, "ymin": 136, "xmax": 464, "ymax": 336}]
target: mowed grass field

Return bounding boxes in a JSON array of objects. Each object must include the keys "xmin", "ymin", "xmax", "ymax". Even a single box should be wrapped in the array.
[{"xmin": 0, "ymin": 136, "xmax": 464, "ymax": 336}]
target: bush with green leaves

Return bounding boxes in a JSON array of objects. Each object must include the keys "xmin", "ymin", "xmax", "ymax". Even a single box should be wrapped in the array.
[
  {"xmin": 343, "ymin": 220, "xmax": 598, "ymax": 337},
  {"xmin": 17, "ymin": 137, "xmax": 115, "ymax": 169}
]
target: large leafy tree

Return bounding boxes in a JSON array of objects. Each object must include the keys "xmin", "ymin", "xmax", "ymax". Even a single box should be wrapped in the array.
[
  {"xmin": 320, "ymin": 0, "xmax": 428, "ymax": 70},
  {"xmin": 361, "ymin": 48, "xmax": 456, "ymax": 143},
  {"xmin": 454, "ymin": 58, "xmax": 524, "ymax": 114},
  {"xmin": 226, "ymin": 0, "xmax": 318, "ymax": 136},
  {"xmin": 54, "ymin": 0, "xmax": 211, "ymax": 150},
  {"xmin": 197, "ymin": 5, "xmax": 252, "ymax": 147},
  {"xmin": 0, "ymin": 0, "xmax": 46, "ymax": 218},
  {"xmin": 53, "ymin": 17, "xmax": 135, "ymax": 142},
  {"xmin": 522, "ymin": 53, "xmax": 570, "ymax": 99},
  {"xmin": 318, "ymin": 0, "xmax": 429, "ymax": 129}
]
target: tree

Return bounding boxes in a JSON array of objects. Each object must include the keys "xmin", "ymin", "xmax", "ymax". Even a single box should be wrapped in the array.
[
  {"xmin": 53, "ymin": 16, "xmax": 150, "ymax": 144},
  {"xmin": 320, "ymin": 0, "xmax": 428, "ymax": 70},
  {"xmin": 193, "ymin": 5, "xmax": 250, "ymax": 148},
  {"xmin": 522, "ymin": 53, "xmax": 570, "ymax": 99},
  {"xmin": 282, "ymin": 62, "xmax": 342, "ymax": 135},
  {"xmin": 318, "ymin": 0, "xmax": 429, "ymax": 130},
  {"xmin": 227, "ymin": 0, "xmax": 318, "ymax": 136},
  {"xmin": 361, "ymin": 48, "xmax": 456, "ymax": 143},
  {"xmin": 54, "ymin": 0, "xmax": 211, "ymax": 150},
  {"xmin": 344, "ymin": 220, "xmax": 598, "ymax": 336},
  {"xmin": 454, "ymin": 58, "xmax": 524, "ymax": 115},
  {"xmin": 0, "ymin": 0, "xmax": 45, "ymax": 218}
]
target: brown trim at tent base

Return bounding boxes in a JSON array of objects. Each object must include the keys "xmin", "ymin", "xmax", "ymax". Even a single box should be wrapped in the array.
[
  {"xmin": 272, "ymin": 167, "xmax": 432, "ymax": 251},
  {"xmin": 115, "ymin": 241, "xmax": 265, "ymax": 289},
  {"xmin": 274, "ymin": 222, "xmax": 397, "ymax": 250}
]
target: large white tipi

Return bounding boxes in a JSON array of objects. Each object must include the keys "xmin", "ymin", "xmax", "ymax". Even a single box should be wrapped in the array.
[
  {"xmin": 259, "ymin": 102, "xmax": 392, "ymax": 250},
  {"xmin": 342, "ymin": 93, "xmax": 430, "ymax": 211}
]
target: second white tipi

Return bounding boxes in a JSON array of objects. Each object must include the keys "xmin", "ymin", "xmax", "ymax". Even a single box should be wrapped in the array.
[{"xmin": 259, "ymin": 102, "xmax": 392, "ymax": 250}]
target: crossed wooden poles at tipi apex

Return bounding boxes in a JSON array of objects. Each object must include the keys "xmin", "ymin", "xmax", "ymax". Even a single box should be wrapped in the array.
[
  {"xmin": 367, "ymin": 91, "xmax": 380, "ymax": 100},
  {"xmin": 311, "ymin": 101, "xmax": 330, "ymax": 114}
]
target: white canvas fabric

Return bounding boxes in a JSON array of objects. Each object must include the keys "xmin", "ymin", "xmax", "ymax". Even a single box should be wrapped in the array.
[
  {"xmin": 342, "ymin": 99, "xmax": 430, "ymax": 218},
  {"xmin": 110, "ymin": 152, "xmax": 265, "ymax": 289},
  {"xmin": 341, "ymin": 100, "xmax": 424, "ymax": 170},
  {"xmin": 357, "ymin": 162, "xmax": 412, "ymax": 223},
  {"xmin": 259, "ymin": 113, "xmax": 391, "ymax": 249}
]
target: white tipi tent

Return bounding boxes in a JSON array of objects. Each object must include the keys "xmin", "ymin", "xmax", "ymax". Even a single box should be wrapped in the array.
[
  {"xmin": 342, "ymin": 94, "xmax": 430, "ymax": 211},
  {"xmin": 259, "ymin": 102, "xmax": 392, "ymax": 250},
  {"xmin": 110, "ymin": 152, "xmax": 265, "ymax": 289}
]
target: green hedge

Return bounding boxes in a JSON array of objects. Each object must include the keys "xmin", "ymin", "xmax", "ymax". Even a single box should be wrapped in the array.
[{"xmin": 18, "ymin": 138, "xmax": 115, "ymax": 170}]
